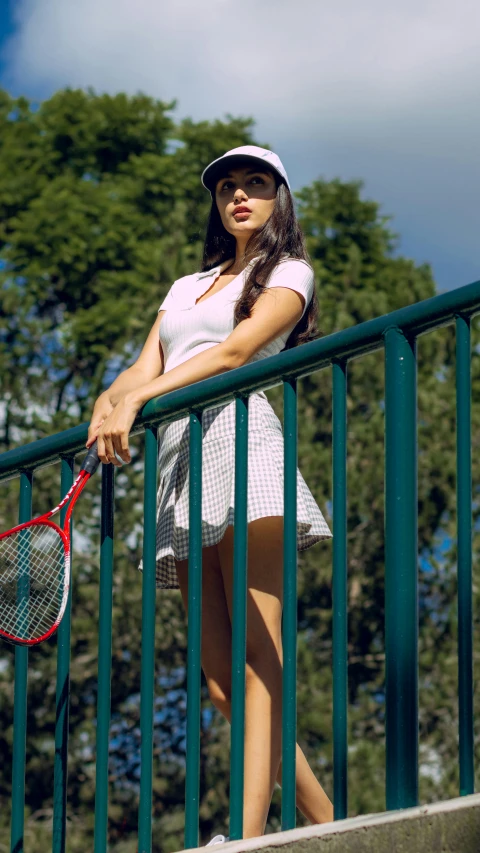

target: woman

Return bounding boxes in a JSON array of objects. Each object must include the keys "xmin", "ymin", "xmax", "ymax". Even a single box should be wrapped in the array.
[{"xmin": 87, "ymin": 145, "xmax": 334, "ymax": 841}]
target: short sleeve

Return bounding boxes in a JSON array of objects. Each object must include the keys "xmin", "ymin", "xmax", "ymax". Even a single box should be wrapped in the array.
[
  {"xmin": 264, "ymin": 259, "xmax": 314, "ymax": 318},
  {"xmin": 157, "ymin": 281, "xmax": 177, "ymax": 313}
]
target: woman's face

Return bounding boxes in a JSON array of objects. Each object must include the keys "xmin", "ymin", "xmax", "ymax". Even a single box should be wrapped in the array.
[{"xmin": 214, "ymin": 165, "xmax": 277, "ymax": 240}]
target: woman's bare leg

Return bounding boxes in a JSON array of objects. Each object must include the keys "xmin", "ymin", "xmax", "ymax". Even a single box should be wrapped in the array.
[
  {"xmin": 217, "ymin": 518, "xmax": 333, "ymax": 837},
  {"xmin": 217, "ymin": 692, "xmax": 333, "ymax": 827},
  {"xmin": 175, "ymin": 527, "xmax": 333, "ymax": 840}
]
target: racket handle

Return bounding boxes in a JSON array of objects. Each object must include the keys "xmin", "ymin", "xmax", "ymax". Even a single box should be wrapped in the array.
[{"xmin": 80, "ymin": 440, "xmax": 101, "ymax": 475}]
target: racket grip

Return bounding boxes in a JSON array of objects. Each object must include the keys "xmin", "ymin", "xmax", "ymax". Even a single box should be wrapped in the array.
[{"xmin": 80, "ymin": 440, "xmax": 101, "ymax": 475}]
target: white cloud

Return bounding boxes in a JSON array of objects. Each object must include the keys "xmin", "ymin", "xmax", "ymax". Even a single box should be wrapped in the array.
[
  {"xmin": 4, "ymin": 0, "xmax": 480, "ymax": 121},
  {"xmin": 1, "ymin": 0, "xmax": 480, "ymax": 290}
]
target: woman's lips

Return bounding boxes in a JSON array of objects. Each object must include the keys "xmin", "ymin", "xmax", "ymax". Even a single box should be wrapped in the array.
[{"xmin": 233, "ymin": 210, "xmax": 251, "ymax": 219}]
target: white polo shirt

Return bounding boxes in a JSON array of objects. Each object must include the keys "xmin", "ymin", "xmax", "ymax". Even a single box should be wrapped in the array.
[{"xmin": 157, "ymin": 257, "xmax": 315, "ymax": 374}]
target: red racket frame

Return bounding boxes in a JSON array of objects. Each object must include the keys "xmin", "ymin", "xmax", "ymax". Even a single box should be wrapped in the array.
[{"xmin": 0, "ymin": 447, "xmax": 99, "ymax": 646}]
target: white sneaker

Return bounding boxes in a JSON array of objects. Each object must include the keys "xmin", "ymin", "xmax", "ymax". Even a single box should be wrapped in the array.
[{"xmin": 206, "ymin": 835, "xmax": 229, "ymax": 846}]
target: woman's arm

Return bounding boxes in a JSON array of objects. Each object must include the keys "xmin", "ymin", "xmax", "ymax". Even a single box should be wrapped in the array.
[
  {"xmin": 86, "ymin": 311, "xmax": 166, "ymax": 448},
  {"xmin": 104, "ymin": 364, "xmax": 158, "ymax": 407},
  {"xmin": 104, "ymin": 311, "xmax": 166, "ymax": 405},
  {"xmin": 127, "ymin": 342, "xmax": 236, "ymax": 410},
  {"xmin": 90, "ymin": 340, "xmax": 235, "ymax": 463}
]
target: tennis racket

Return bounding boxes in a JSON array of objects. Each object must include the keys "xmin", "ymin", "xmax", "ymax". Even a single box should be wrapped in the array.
[{"xmin": 0, "ymin": 442, "xmax": 101, "ymax": 647}]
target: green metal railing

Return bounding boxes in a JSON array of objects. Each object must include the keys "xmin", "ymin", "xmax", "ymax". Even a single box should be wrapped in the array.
[{"xmin": 1, "ymin": 277, "xmax": 479, "ymax": 852}]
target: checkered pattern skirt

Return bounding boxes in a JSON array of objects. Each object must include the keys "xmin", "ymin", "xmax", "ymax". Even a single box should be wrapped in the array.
[{"xmin": 138, "ymin": 391, "xmax": 332, "ymax": 589}]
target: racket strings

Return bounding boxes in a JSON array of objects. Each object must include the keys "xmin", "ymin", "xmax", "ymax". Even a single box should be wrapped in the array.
[{"xmin": 0, "ymin": 525, "xmax": 67, "ymax": 641}]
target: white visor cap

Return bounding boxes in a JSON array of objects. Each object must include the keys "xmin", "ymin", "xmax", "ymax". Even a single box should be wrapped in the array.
[{"xmin": 201, "ymin": 145, "xmax": 290, "ymax": 193}]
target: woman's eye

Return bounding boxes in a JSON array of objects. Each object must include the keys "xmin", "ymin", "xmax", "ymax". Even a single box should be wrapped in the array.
[{"xmin": 219, "ymin": 175, "xmax": 265, "ymax": 191}]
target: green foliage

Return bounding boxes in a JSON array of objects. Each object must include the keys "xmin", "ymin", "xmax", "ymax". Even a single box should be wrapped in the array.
[{"xmin": 1, "ymin": 86, "xmax": 479, "ymax": 852}]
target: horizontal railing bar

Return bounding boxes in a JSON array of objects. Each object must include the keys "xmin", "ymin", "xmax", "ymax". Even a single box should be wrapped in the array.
[
  {"xmin": 1, "ymin": 277, "xmax": 480, "ymax": 482},
  {"xmin": 0, "ymin": 424, "xmax": 90, "ymax": 482}
]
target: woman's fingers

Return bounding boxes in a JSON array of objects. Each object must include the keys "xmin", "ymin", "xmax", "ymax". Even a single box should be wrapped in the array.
[
  {"xmin": 87, "ymin": 415, "xmax": 107, "ymax": 447},
  {"xmin": 95, "ymin": 397, "xmax": 137, "ymax": 465},
  {"xmin": 86, "ymin": 426, "xmax": 101, "ymax": 448},
  {"xmin": 86, "ymin": 397, "xmax": 115, "ymax": 448},
  {"xmin": 112, "ymin": 432, "xmax": 131, "ymax": 464},
  {"xmin": 97, "ymin": 433, "xmax": 111, "ymax": 465},
  {"xmin": 87, "ymin": 426, "xmax": 98, "ymax": 447},
  {"xmin": 97, "ymin": 432, "xmax": 123, "ymax": 467}
]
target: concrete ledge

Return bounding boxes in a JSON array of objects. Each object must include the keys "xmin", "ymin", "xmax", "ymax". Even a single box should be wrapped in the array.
[{"xmin": 185, "ymin": 793, "xmax": 480, "ymax": 853}]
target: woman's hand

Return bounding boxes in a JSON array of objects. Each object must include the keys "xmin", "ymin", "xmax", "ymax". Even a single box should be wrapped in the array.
[
  {"xmin": 95, "ymin": 393, "xmax": 142, "ymax": 466},
  {"xmin": 86, "ymin": 392, "xmax": 115, "ymax": 449}
]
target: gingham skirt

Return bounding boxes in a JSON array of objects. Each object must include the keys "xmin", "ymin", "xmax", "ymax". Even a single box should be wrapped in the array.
[{"xmin": 138, "ymin": 391, "xmax": 332, "ymax": 589}]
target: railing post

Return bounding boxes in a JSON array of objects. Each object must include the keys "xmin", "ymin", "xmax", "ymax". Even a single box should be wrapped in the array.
[
  {"xmin": 52, "ymin": 457, "xmax": 75, "ymax": 853},
  {"xmin": 138, "ymin": 425, "xmax": 158, "ymax": 853},
  {"xmin": 10, "ymin": 469, "xmax": 33, "ymax": 853},
  {"xmin": 455, "ymin": 313, "xmax": 474, "ymax": 795},
  {"xmin": 94, "ymin": 463, "xmax": 115, "ymax": 852},
  {"xmin": 229, "ymin": 395, "xmax": 249, "ymax": 841},
  {"xmin": 184, "ymin": 411, "xmax": 203, "ymax": 850},
  {"xmin": 384, "ymin": 326, "xmax": 418, "ymax": 810},
  {"xmin": 281, "ymin": 377, "xmax": 298, "ymax": 831},
  {"xmin": 332, "ymin": 360, "xmax": 348, "ymax": 819}
]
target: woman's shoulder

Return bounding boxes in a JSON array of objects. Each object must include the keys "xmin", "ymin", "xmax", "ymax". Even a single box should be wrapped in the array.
[
  {"xmin": 266, "ymin": 256, "xmax": 315, "ymax": 284},
  {"xmin": 274, "ymin": 255, "xmax": 314, "ymax": 274},
  {"xmin": 264, "ymin": 257, "xmax": 315, "ymax": 307}
]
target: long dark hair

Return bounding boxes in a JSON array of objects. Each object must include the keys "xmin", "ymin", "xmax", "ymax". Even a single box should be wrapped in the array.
[{"xmin": 201, "ymin": 172, "xmax": 322, "ymax": 350}]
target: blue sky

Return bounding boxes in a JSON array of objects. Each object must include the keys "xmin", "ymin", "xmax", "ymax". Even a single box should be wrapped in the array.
[
  {"xmin": 0, "ymin": 4, "xmax": 14, "ymax": 52},
  {"xmin": 0, "ymin": 0, "xmax": 479, "ymax": 294}
]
